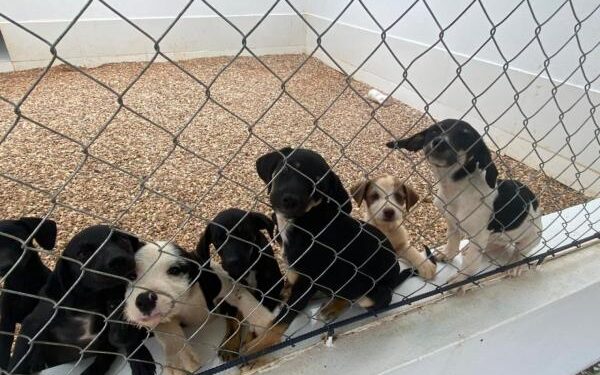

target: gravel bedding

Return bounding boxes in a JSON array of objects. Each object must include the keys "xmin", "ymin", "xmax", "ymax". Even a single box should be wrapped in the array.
[{"xmin": 0, "ymin": 54, "xmax": 590, "ymax": 269}]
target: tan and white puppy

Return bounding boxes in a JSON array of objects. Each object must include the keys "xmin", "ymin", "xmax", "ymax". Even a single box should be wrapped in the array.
[
  {"xmin": 351, "ymin": 176, "xmax": 437, "ymax": 279},
  {"xmin": 125, "ymin": 241, "xmax": 274, "ymax": 375}
]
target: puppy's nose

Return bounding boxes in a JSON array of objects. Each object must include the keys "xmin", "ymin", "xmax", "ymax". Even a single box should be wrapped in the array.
[
  {"xmin": 383, "ymin": 208, "xmax": 395, "ymax": 220},
  {"xmin": 135, "ymin": 291, "xmax": 158, "ymax": 315},
  {"xmin": 281, "ymin": 194, "xmax": 300, "ymax": 210}
]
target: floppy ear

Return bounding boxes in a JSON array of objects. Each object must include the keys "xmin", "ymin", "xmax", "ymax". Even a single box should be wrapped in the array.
[
  {"xmin": 248, "ymin": 212, "xmax": 274, "ymax": 239},
  {"xmin": 256, "ymin": 147, "xmax": 292, "ymax": 187},
  {"xmin": 119, "ymin": 231, "xmax": 141, "ymax": 252},
  {"xmin": 386, "ymin": 129, "xmax": 428, "ymax": 152},
  {"xmin": 350, "ymin": 180, "xmax": 370, "ymax": 207},
  {"xmin": 402, "ymin": 184, "xmax": 420, "ymax": 211},
  {"xmin": 195, "ymin": 226, "xmax": 213, "ymax": 265},
  {"xmin": 19, "ymin": 217, "xmax": 57, "ymax": 250},
  {"xmin": 473, "ymin": 141, "xmax": 498, "ymax": 189},
  {"xmin": 323, "ymin": 170, "xmax": 352, "ymax": 214}
]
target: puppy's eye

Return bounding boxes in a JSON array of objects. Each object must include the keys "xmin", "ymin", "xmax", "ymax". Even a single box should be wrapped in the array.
[
  {"xmin": 370, "ymin": 193, "xmax": 380, "ymax": 200},
  {"xmin": 167, "ymin": 266, "xmax": 184, "ymax": 276}
]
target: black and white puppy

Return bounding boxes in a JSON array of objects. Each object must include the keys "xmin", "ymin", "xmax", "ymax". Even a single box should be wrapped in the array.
[
  {"xmin": 9, "ymin": 225, "xmax": 146, "ymax": 375},
  {"xmin": 196, "ymin": 208, "xmax": 284, "ymax": 359},
  {"xmin": 245, "ymin": 147, "xmax": 415, "ymax": 355},
  {"xmin": 387, "ymin": 119, "xmax": 542, "ymax": 284},
  {"xmin": 196, "ymin": 208, "xmax": 283, "ymax": 311},
  {"xmin": 0, "ymin": 217, "xmax": 57, "ymax": 370},
  {"xmin": 125, "ymin": 241, "xmax": 274, "ymax": 375}
]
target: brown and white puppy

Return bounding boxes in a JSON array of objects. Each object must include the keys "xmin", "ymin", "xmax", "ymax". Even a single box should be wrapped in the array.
[{"xmin": 351, "ymin": 176, "xmax": 437, "ymax": 279}]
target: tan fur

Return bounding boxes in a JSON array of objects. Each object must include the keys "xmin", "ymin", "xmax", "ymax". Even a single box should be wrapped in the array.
[
  {"xmin": 320, "ymin": 297, "xmax": 351, "ymax": 321},
  {"xmin": 242, "ymin": 322, "xmax": 289, "ymax": 356},
  {"xmin": 351, "ymin": 176, "xmax": 437, "ymax": 280}
]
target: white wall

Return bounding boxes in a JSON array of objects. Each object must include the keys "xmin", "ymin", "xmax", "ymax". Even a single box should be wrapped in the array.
[
  {"xmin": 303, "ymin": 0, "xmax": 600, "ymax": 195},
  {"xmin": 0, "ymin": 0, "xmax": 306, "ymax": 69},
  {"xmin": 0, "ymin": 0, "xmax": 598, "ymax": 194}
]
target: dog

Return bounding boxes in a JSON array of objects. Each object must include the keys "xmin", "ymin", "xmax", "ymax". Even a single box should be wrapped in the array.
[
  {"xmin": 351, "ymin": 176, "xmax": 437, "ymax": 279},
  {"xmin": 196, "ymin": 208, "xmax": 284, "ymax": 359},
  {"xmin": 386, "ymin": 119, "xmax": 542, "ymax": 285},
  {"xmin": 244, "ymin": 147, "xmax": 416, "ymax": 355},
  {"xmin": 9, "ymin": 225, "xmax": 147, "ymax": 375},
  {"xmin": 125, "ymin": 241, "xmax": 274, "ymax": 375},
  {"xmin": 0, "ymin": 217, "xmax": 57, "ymax": 370}
]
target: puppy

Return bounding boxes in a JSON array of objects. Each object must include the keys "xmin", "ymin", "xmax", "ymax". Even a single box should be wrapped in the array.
[
  {"xmin": 387, "ymin": 119, "xmax": 542, "ymax": 284},
  {"xmin": 351, "ymin": 177, "xmax": 437, "ymax": 279},
  {"xmin": 244, "ymin": 147, "xmax": 416, "ymax": 355},
  {"xmin": 196, "ymin": 208, "xmax": 283, "ymax": 358},
  {"xmin": 125, "ymin": 241, "xmax": 273, "ymax": 375},
  {"xmin": 9, "ymin": 225, "xmax": 143, "ymax": 375},
  {"xmin": 0, "ymin": 217, "xmax": 57, "ymax": 369}
]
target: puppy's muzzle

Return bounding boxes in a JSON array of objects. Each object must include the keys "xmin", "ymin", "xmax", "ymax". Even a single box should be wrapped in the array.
[
  {"xmin": 135, "ymin": 291, "xmax": 158, "ymax": 315},
  {"xmin": 382, "ymin": 208, "xmax": 395, "ymax": 221}
]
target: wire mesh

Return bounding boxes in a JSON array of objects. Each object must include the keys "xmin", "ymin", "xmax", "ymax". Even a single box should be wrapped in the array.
[{"xmin": 0, "ymin": 0, "xmax": 598, "ymax": 374}]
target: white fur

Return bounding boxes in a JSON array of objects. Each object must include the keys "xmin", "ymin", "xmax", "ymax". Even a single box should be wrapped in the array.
[
  {"xmin": 125, "ymin": 241, "xmax": 209, "ymax": 374},
  {"xmin": 432, "ymin": 164, "xmax": 542, "ymax": 284}
]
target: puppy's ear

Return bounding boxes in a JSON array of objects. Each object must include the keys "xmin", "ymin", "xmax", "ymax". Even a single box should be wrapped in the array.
[
  {"xmin": 248, "ymin": 212, "xmax": 274, "ymax": 239},
  {"xmin": 472, "ymin": 141, "xmax": 498, "ymax": 189},
  {"xmin": 256, "ymin": 147, "xmax": 292, "ymax": 187},
  {"xmin": 19, "ymin": 217, "xmax": 57, "ymax": 250},
  {"xmin": 323, "ymin": 170, "xmax": 352, "ymax": 214},
  {"xmin": 402, "ymin": 184, "xmax": 420, "ymax": 211},
  {"xmin": 386, "ymin": 129, "xmax": 428, "ymax": 152},
  {"xmin": 350, "ymin": 180, "xmax": 370, "ymax": 207},
  {"xmin": 195, "ymin": 226, "xmax": 212, "ymax": 265},
  {"xmin": 121, "ymin": 231, "xmax": 141, "ymax": 251}
]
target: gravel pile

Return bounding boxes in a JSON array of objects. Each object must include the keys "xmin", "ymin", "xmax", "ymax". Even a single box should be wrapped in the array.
[{"xmin": 0, "ymin": 54, "xmax": 589, "ymax": 268}]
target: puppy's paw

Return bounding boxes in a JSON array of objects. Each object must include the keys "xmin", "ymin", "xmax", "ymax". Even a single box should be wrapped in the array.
[
  {"xmin": 319, "ymin": 298, "xmax": 350, "ymax": 321},
  {"xmin": 242, "ymin": 324, "xmax": 286, "ymax": 356},
  {"xmin": 417, "ymin": 260, "xmax": 437, "ymax": 280},
  {"xmin": 506, "ymin": 264, "xmax": 526, "ymax": 278},
  {"xmin": 179, "ymin": 347, "xmax": 203, "ymax": 374}
]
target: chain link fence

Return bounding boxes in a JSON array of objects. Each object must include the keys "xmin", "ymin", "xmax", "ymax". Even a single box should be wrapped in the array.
[{"xmin": 0, "ymin": 0, "xmax": 599, "ymax": 374}]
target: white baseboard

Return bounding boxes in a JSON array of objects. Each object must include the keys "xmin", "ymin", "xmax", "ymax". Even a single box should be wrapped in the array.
[{"xmin": 0, "ymin": 13, "xmax": 306, "ymax": 70}]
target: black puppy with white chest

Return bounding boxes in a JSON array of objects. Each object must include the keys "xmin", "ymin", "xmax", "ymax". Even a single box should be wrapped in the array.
[
  {"xmin": 0, "ymin": 217, "xmax": 57, "ymax": 370},
  {"xmin": 244, "ymin": 147, "xmax": 414, "ymax": 355},
  {"xmin": 196, "ymin": 208, "xmax": 283, "ymax": 359},
  {"xmin": 197, "ymin": 208, "xmax": 283, "ymax": 311},
  {"xmin": 9, "ymin": 225, "xmax": 153, "ymax": 375}
]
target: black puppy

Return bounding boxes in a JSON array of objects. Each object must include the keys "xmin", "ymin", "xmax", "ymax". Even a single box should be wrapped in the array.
[
  {"xmin": 244, "ymin": 147, "xmax": 415, "ymax": 354},
  {"xmin": 196, "ymin": 208, "xmax": 284, "ymax": 358},
  {"xmin": 0, "ymin": 217, "xmax": 57, "ymax": 369},
  {"xmin": 9, "ymin": 225, "xmax": 150, "ymax": 375},
  {"xmin": 197, "ymin": 208, "xmax": 283, "ymax": 310}
]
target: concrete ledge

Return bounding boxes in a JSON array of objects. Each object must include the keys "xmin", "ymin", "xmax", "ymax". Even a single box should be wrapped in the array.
[{"xmin": 258, "ymin": 240, "xmax": 600, "ymax": 375}]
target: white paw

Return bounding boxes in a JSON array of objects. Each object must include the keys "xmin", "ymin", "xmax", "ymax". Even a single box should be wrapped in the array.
[
  {"xmin": 417, "ymin": 260, "xmax": 437, "ymax": 280},
  {"xmin": 506, "ymin": 264, "xmax": 527, "ymax": 278}
]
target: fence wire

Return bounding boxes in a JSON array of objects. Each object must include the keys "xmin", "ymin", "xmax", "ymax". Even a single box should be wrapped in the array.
[{"xmin": 0, "ymin": 0, "xmax": 599, "ymax": 374}]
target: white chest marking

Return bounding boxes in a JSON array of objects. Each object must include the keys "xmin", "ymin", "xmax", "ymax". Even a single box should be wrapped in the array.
[
  {"xmin": 76, "ymin": 316, "xmax": 96, "ymax": 342},
  {"xmin": 275, "ymin": 212, "xmax": 290, "ymax": 247}
]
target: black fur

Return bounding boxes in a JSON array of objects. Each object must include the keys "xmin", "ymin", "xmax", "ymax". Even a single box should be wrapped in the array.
[
  {"xmin": 386, "ymin": 119, "xmax": 499, "ymax": 189},
  {"xmin": 256, "ymin": 147, "xmax": 415, "ymax": 325},
  {"xmin": 488, "ymin": 179, "xmax": 539, "ymax": 232},
  {"xmin": 9, "ymin": 225, "xmax": 152, "ymax": 375},
  {"xmin": 196, "ymin": 208, "xmax": 283, "ymax": 311},
  {"xmin": 0, "ymin": 217, "xmax": 57, "ymax": 370}
]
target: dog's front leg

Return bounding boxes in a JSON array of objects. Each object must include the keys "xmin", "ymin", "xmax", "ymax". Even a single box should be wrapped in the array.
[
  {"xmin": 154, "ymin": 320, "xmax": 201, "ymax": 375},
  {"xmin": 226, "ymin": 286, "xmax": 275, "ymax": 336},
  {"xmin": 438, "ymin": 220, "xmax": 461, "ymax": 262},
  {"xmin": 399, "ymin": 244, "xmax": 437, "ymax": 280},
  {"xmin": 0, "ymin": 307, "xmax": 16, "ymax": 369},
  {"xmin": 447, "ymin": 232, "xmax": 489, "ymax": 290},
  {"xmin": 242, "ymin": 274, "xmax": 314, "ymax": 357}
]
